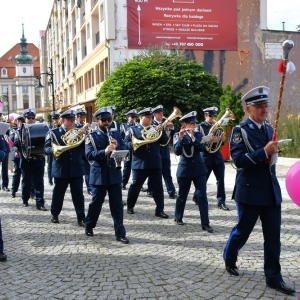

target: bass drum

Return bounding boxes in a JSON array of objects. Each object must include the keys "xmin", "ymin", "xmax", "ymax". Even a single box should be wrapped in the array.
[{"xmin": 21, "ymin": 123, "xmax": 49, "ymax": 159}]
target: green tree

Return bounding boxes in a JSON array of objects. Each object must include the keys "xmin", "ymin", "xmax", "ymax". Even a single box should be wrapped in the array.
[
  {"xmin": 218, "ymin": 84, "xmax": 244, "ymax": 127},
  {"xmin": 96, "ymin": 50, "xmax": 223, "ymax": 124}
]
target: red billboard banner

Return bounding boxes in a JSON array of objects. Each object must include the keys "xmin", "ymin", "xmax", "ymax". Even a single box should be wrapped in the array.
[{"xmin": 127, "ymin": 0, "xmax": 237, "ymax": 50}]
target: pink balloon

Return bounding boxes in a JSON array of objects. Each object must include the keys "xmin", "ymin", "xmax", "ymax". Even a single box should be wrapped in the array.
[
  {"xmin": 285, "ymin": 161, "xmax": 300, "ymax": 207},
  {"xmin": 9, "ymin": 115, "xmax": 14, "ymax": 121}
]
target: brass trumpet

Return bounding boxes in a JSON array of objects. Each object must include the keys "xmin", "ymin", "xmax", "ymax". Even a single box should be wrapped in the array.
[{"xmin": 132, "ymin": 107, "xmax": 182, "ymax": 151}]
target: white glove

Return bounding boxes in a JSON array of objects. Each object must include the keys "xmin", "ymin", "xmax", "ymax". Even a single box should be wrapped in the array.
[
  {"xmin": 271, "ymin": 153, "xmax": 278, "ymax": 166},
  {"xmin": 201, "ymin": 134, "xmax": 212, "ymax": 143}
]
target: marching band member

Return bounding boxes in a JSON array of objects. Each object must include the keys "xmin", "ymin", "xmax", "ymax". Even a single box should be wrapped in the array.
[
  {"xmin": 47, "ymin": 112, "xmax": 60, "ymax": 186},
  {"xmin": 120, "ymin": 109, "xmax": 138, "ymax": 190},
  {"xmin": 109, "ymin": 106, "xmax": 121, "ymax": 134},
  {"xmin": 124, "ymin": 107, "xmax": 169, "ymax": 218},
  {"xmin": 0, "ymin": 119, "xmax": 10, "ymax": 193},
  {"xmin": 0, "ymin": 135, "xmax": 8, "ymax": 262},
  {"xmin": 194, "ymin": 107, "xmax": 228, "ymax": 210},
  {"xmin": 9, "ymin": 116, "xmax": 24, "ymax": 198},
  {"xmin": 75, "ymin": 109, "xmax": 92, "ymax": 195},
  {"xmin": 84, "ymin": 107, "xmax": 129, "ymax": 243},
  {"xmin": 223, "ymin": 86, "xmax": 295, "ymax": 295},
  {"xmin": 147, "ymin": 105, "xmax": 177, "ymax": 199},
  {"xmin": 173, "ymin": 111, "xmax": 213, "ymax": 232},
  {"xmin": 44, "ymin": 110, "xmax": 86, "ymax": 226},
  {"xmin": 13, "ymin": 109, "xmax": 47, "ymax": 210}
]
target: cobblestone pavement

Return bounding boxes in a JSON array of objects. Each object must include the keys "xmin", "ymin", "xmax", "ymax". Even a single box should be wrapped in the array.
[{"xmin": 1, "ymin": 159, "xmax": 299, "ymax": 300}]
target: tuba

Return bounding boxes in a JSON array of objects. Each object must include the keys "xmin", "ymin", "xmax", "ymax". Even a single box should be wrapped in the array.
[
  {"xmin": 52, "ymin": 128, "xmax": 85, "ymax": 159},
  {"xmin": 205, "ymin": 108, "xmax": 235, "ymax": 153},
  {"xmin": 132, "ymin": 107, "xmax": 182, "ymax": 151}
]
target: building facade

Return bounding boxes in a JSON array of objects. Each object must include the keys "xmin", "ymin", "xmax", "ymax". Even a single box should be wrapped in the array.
[{"xmin": 0, "ymin": 26, "xmax": 41, "ymax": 118}]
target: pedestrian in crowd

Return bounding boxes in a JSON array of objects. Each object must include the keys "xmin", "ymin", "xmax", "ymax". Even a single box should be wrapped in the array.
[
  {"xmin": 173, "ymin": 111, "xmax": 213, "ymax": 232},
  {"xmin": 47, "ymin": 112, "xmax": 61, "ymax": 185},
  {"xmin": 124, "ymin": 107, "xmax": 169, "ymax": 218},
  {"xmin": 9, "ymin": 116, "xmax": 24, "ymax": 198},
  {"xmin": 0, "ymin": 114, "xmax": 10, "ymax": 192},
  {"xmin": 193, "ymin": 107, "xmax": 229, "ymax": 210},
  {"xmin": 120, "ymin": 109, "xmax": 138, "ymax": 190},
  {"xmin": 223, "ymin": 86, "xmax": 295, "ymax": 295},
  {"xmin": 75, "ymin": 108, "xmax": 92, "ymax": 195},
  {"xmin": 147, "ymin": 105, "xmax": 177, "ymax": 199},
  {"xmin": 84, "ymin": 107, "xmax": 129, "ymax": 243},
  {"xmin": 13, "ymin": 109, "xmax": 47, "ymax": 210},
  {"xmin": 44, "ymin": 110, "xmax": 86, "ymax": 226},
  {"xmin": 0, "ymin": 131, "xmax": 8, "ymax": 262}
]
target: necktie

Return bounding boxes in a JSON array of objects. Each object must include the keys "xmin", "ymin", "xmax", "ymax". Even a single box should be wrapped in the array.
[{"xmin": 260, "ymin": 125, "xmax": 265, "ymax": 133}]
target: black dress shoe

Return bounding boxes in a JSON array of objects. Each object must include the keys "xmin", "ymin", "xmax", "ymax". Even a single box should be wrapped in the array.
[
  {"xmin": 202, "ymin": 224, "xmax": 214, "ymax": 233},
  {"xmin": 116, "ymin": 236, "xmax": 129, "ymax": 244},
  {"xmin": 192, "ymin": 196, "xmax": 198, "ymax": 205},
  {"xmin": 37, "ymin": 206, "xmax": 47, "ymax": 211},
  {"xmin": 78, "ymin": 220, "xmax": 85, "ymax": 227},
  {"xmin": 174, "ymin": 218, "xmax": 184, "ymax": 225},
  {"xmin": 0, "ymin": 252, "xmax": 7, "ymax": 262},
  {"xmin": 218, "ymin": 203, "xmax": 229, "ymax": 210},
  {"xmin": 122, "ymin": 201, "xmax": 127, "ymax": 206},
  {"xmin": 169, "ymin": 192, "xmax": 177, "ymax": 199},
  {"xmin": 267, "ymin": 281, "xmax": 295, "ymax": 295},
  {"xmin": 225, "ymin": 264, "xmax": 239, "ymax": 276},
  {"xmin": 2, "ymin": 187, "xmax": 10, "ymax": 192},
  {"xmin": 127, "ymin": 208, "xmax": 135, "ymax": 214},
  {"xmin": 23, "ymin": 202, "xmax": 28, "ymax": 207},
  {"xmin": 85, "ymin": 228, "xmax": 94, "ymax": 236},
  {"xmin": 11, "ymin": 192, "xmax": 16, "ymax": 198},
  {"xmin": 51, "ymin": 216, "xmax": 59, "ymax": 223},
  {"xmin": 155, "ymin": 211, "xmax": 169, "ymax": 219}
]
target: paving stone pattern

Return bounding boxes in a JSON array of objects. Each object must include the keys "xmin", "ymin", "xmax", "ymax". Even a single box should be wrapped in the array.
[{"xmin": 1, "ymin": 159, "xmax": 299, "ymax": 300}]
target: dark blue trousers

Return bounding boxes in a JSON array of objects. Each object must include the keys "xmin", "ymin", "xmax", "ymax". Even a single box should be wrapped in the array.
[
  {"xmin": 148, "ymin": 158, "xmax": 176, "ymax": 196},
  {"xmin": 223, "ymin": 202, "xmax": 282, "ymax": 284},
  {"xmin": 47, "ymin": 156, "xmax": 53, "ymax": 182},
  {"xmin": 21, "ymin": 164, "xmax": 44, "ymax": 206},
  {"xmin": 51, "ymin": 177, "xmax": 85, "ymax": 222},
  {"xmin": 206, "ymin": 163, "xmax": 226, "ymax": 205},
  {"xmin": 85, "ymin": 184, "xmax": 126, "ymax": 237},
  {"xmin": 127, "ymin": 169, "xmax": 164, "ymax": 212},
  {"xmin": 122, "ymin": 157, "xmax": 132, "ymax": 187},
  {"xmin": 1, "ymin": 154, "xmax": 9, "ymax": 188},
  {"xmin": 0, "ymin": 219, "xmax": 4, "ymax": 253},
  {"xmin": 11, "ymin": 160, "xmax": 21, "ymax": 193},
  {"xmin": 175, "ymin": 175, "xmax": 209, "ymax": 224}
]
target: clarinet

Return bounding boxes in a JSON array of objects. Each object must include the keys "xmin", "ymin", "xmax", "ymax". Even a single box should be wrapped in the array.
[{"xmin": 106, "ymin": 126, "xmax": 122, "ymax": 170}]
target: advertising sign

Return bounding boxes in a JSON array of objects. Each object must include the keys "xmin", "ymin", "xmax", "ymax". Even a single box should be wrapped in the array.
[{"xmin": 127, "ymin": 0, "xmax": 237, "ymax": 50}]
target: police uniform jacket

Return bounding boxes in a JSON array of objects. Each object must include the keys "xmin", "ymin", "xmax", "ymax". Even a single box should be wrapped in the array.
[
  {"xmin": 173, "ymin": 131, "xmax": 207, "ymax": 178},
  {"xmin": 230, "ymin": 118, "xmax": 282, "ymax": 206},
  {"xmin": 124, "ymin": 124, "xmax": 169, "ymax": 169},
  {"xmin": 152, "ymin": 119, "xmax": 174, "ymax": 160},
  {"xmin": 85, "ymin": 129, "xmax": 125, "ymax": 185},
  {"xmin": 197, "ymin": 121, "xmax": 224, "ymax": 165},
  {"xmin": 9, "ymin": 127, "xmax": 19, "ymax": 162},
  {"xmin": 0, "ymin": 135, "xmax": 8, "ymax": 162},
  {"xmin": 109, "ymin": 121, "xmax": 121, "ymax": 134},
  {"xmin": 75, "ymin": 122, "xmax": 90, "ymax": 174},
  {"xmin": 120, "ymin": 122, "xmax": 135, "ymax": 140},
  {"xmin": 44, "ymin": 126, "xmax": 86, "ymax": 178}
]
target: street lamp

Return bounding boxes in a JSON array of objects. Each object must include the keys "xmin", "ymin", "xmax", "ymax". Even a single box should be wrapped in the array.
[{"xmin": 35, "ymin": 58, "xmax": 55, "ymax": 111}]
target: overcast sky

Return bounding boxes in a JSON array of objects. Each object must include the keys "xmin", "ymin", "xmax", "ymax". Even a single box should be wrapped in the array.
[{"xmin": 0, "ymin": 0, "xmax": 299, "ymax": 58}]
